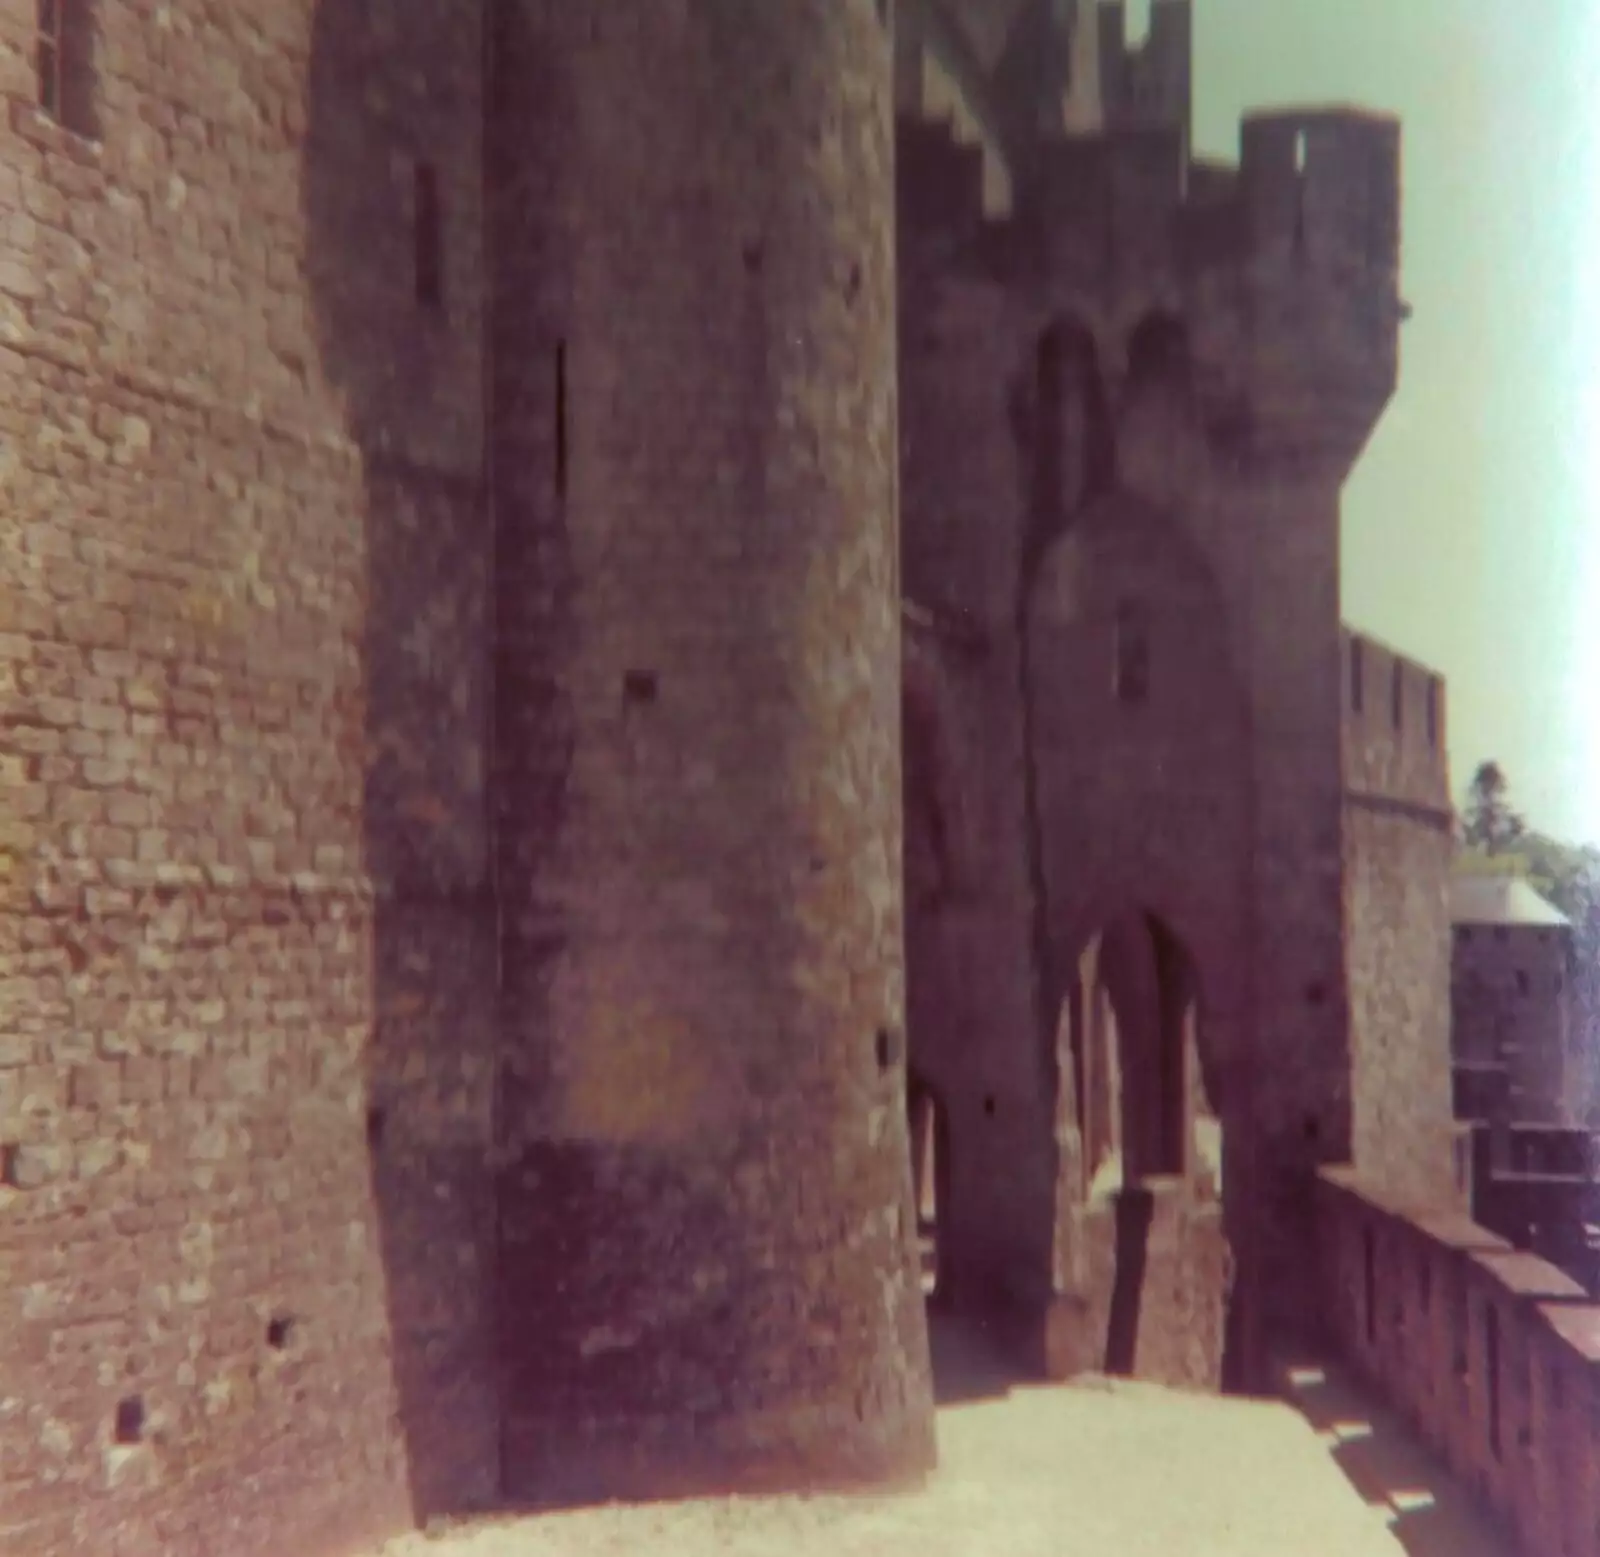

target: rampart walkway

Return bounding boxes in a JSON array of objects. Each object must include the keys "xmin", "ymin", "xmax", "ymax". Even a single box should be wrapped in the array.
[{"xmin": 368, "ymin": 1321, "xmax": 1516, "ymax": 1557}]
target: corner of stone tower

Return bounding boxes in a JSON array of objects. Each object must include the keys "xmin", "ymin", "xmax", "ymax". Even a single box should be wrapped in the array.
[
  {"xmin": 1233, "ymin": 107, "xmax": 1405, "ymax": 472},
  {"xmin": 487, "ymin": 0, "xmax": 937, "ymax": 1505}
]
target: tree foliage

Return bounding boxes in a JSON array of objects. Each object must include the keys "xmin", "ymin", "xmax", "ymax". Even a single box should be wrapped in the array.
[
  {"xmin": 1457, "ymin": 761, "xmax": 1600, "ymax": 1120},
  {"xmin": 1461, "ymin": 759, "xmax": 1527, "ymax": 854}
]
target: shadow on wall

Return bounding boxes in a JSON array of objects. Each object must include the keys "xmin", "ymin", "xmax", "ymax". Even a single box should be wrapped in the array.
[
  {"xmin": 1102, "ymin": 1187, "xmax": 1155, "ymax": 1377},
  {"xmin": 304, "ymin": 0, "xmax": 507, "ymax": 1525},
  {"xmin": 306, "ymin": 0, "xmax": 934, "ymax": 1519}
]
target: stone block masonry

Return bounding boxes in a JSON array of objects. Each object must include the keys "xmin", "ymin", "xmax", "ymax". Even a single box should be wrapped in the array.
[
  {"xmin": 890, "ymin": 1, "xmax": 1458, "ymax": 1395},
  {"xmin": 1, "ymin": 0, "xmax": 492, "ymax": 1549},
  {"xmin": 487, "ymin": 0, "xmax": 935, "ymax": 1501},
  {"xmin": 1341, "ymin": 631, "xmax": 1459, "ymax": 1208},
  {"xmin": 1318, "ymin": 1169, "xmax": 1600, "ymax": 1556},
  {"xmin": 1, "ymin": 0, "xmax": 933, "ymax": 1552},
  {"xmin": 0, "ymin": 0, "xmax": 1479, "ymax": 1551},
  {"xmin": 0, "ymin": 380, "xmax": 420, "ymax": 1556}
]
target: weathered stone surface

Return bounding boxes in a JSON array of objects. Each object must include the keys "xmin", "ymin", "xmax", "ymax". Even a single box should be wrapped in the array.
[
  {"xmin": 0, "ymin": 0, "xmax": 481, "ymax": 1551},
  {"xmin": 487, "ymin": 0, "xmax": 934, "ymax": 1504},
  {"xmin": 1, "ymin": 2, "xmax": 1463, "ymax": 1554},
  {"xmin": 893, "ymin": 9, "xmax": 1451, "ymax": 1394},
  {"xmin": 3, "ymin": 2, "xmax": 930, "ymax": 1552}
]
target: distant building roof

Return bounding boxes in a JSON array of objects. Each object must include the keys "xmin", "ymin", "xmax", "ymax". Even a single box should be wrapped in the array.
[{"xmin": 1449, "ymin": 874, "xmax": 1571, "ymax": 929}]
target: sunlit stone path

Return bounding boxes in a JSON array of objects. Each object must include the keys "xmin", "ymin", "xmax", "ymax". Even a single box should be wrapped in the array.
[{"xmin": 366, "ymin": 1322, "xmax": 1517, "ymax": 1557}]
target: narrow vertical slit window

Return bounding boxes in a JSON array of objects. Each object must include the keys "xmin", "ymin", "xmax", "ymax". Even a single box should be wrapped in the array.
[
  {"xmin": 36, "ymin": 0, "xmax": 96, "ymax": 136},
  {"xmin": 1425, "ymin": 678, "xmax": 1440, "ymax": 748},
  {"xmin": 414, "ymin": 161, "xmax": 444, "ymax": 310},
  {"xmin": 554, "ymin": 340, "xmax": 568, "ymax": 500},
  {"xmin": 1113, "ymin": 600, "xmax": 1150, "ymax": 705},
  {"xmin": 1390, "ymin": 660, "xmax": 1404, "ymax": 734},
  {"xmin": 37, "ymin": 0, "xmax": 62, "ymax": 118},
  {"xmin": 1350, "ymin": 640, "xmax": 1364, "ymax": 712}
]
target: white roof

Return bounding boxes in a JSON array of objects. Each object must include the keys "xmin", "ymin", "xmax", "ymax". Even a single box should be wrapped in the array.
[{"xmin": 1449, "ymin": 874, "xmax": 1571, "ymax": 929}]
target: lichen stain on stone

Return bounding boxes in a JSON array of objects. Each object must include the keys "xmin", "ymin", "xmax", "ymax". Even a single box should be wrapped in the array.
[{"xmin": 558, "ymin": 992, "xmax": 726, "ymax": 1149}]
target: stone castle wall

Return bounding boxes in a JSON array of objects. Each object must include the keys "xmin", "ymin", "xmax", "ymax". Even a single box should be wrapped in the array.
[
  {"xmin": 1452, "ymin": 920, "xmax": 1575, "ymax": 1124},
  {"xmin": 1318, "ymin": 1169, "xmax": 1600, "ymax": 1557},
  {"xmin": 1340, "ymin": 630, "xmax": 1460, "ymax": 1208},
  {"xmin": 893, "ymin": 35, "xmax": 1420, "ymax": 1374},
  {"xmin": 897, "ymin": 268, "xmax": 1055, "ymax": 1324},
  {"xmin": 0, "ymin": 1, "xmax": 1469, "ymax": 1551},
  {"xmin": 0, "ymin": 0, "xmax": 492, "ymax": 1549},
  {"xmin": 0, "ymin": 2, "xmax": 933, "ymax": 1552},
  {"xmin": 486, "ymin": 0, "xmax": 933, "ymax": 1502}
]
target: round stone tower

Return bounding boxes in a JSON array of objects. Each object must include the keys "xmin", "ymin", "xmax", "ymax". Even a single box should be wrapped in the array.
[{"xmin": 490, "ymin": 0, "xmax": 937, "ymax": 1498}]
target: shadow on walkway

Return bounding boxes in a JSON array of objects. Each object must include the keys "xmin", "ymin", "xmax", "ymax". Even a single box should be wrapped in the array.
[
  {"xmin": 928, "ymin": 1310, "xmax": 1033, "ymax": 1407},
  {"xmin": 1274, "ymin": 1351, "xmax": 1520, "ymax": 1557}
]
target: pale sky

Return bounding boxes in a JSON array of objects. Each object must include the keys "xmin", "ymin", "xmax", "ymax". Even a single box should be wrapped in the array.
[{"xmin": 1187, "ymin": 1, "xmax": 1600, "ymax": 845}]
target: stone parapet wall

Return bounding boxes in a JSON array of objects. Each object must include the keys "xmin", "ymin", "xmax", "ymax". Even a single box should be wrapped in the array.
[
  {"xmin": 1340, "ymin": 629, "xmax": 1450, "ymax": 818},
  {"xmin": 1316, "ymin": 1167, "xmax": 1600, "ymax": 1556}
]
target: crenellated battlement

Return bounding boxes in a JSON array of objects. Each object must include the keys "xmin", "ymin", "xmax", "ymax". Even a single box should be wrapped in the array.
[
  {"xmin": 901, "ymin": 101, "xmax": 1401, "ymax": 290},
  {"xmin": 1020, "ymin": 122, "xmax": 1187, "ymax": 242},
  {"xmin": 0, "ymin": 1, "xmax": 1475, "ymax": 1549},
  {"xmin": 1098, "ymin": 0, "xmax": 1193, "ymax": 143},
  {"xmin": 1341, "ymin": 628, "xmax": 1452, "ymax": 819},
  {"xmin": 1240, "ymin": 108, "xmax": 1401, "ymax": 277},
  {"xmin": 897, "ymin": 113, "xmax": 1401, "ymax": 486},
  {"xmin": 899, "ymin": 92, "xmax": 1405, "ymax": 472}
]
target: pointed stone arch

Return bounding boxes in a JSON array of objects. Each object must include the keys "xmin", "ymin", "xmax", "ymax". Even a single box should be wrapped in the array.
[
  {"xmin": 1054, "ymin": 902, "xmax": 1220, "ymax": 1199},
  {"xmin": 1044, "ymin": 895, "xmax": 1239, "ymax": 1389}
]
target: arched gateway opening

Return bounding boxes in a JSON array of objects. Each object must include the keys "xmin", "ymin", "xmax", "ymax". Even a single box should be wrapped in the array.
[{"xmin": 1056, "ymin": 908, "xmax": 1230, "ymax": 1385}]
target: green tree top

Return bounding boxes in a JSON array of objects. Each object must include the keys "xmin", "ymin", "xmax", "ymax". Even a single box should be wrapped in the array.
[{"xmin": 1461, "ymin": 760, "xmax": 1528, "ymax": 856}]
